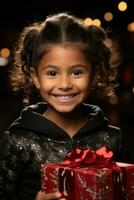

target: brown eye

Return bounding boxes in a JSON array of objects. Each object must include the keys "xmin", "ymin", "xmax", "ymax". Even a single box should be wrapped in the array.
[
  {"xmin": 71, "ymin": 70, "xmax": 83, "ymax": 76},
  {"xmin": 47, "ymin": 71, "xmax": 57, "ymax": 76}
]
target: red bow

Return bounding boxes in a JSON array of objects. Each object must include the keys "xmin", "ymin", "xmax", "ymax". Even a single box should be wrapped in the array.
[{"xmin": 62, "ymin": 146, "xmax": 113, "ymax": 168}]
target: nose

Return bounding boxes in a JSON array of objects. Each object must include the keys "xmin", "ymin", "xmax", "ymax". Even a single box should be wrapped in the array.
[{"xmin": 58, "ymin": 75, "xmax": 73, "ymax": 90}]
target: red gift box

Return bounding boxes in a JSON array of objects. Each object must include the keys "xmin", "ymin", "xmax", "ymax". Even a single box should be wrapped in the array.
[
  {"xmin": 41, "ymin": 163, "xmax": 122, "ymax": 199},
  {"xmin": 41, "ymin": 147, "xmax": 123, "ymax": 200},
  {"xmin": 116, "ymin": 162, "xmax": 134, "ymax": 200}
]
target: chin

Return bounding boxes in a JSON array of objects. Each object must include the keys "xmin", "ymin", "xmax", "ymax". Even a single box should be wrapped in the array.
[{"xmin": 53, "ymin": 104, "xmax": 81, "ymax": 114}]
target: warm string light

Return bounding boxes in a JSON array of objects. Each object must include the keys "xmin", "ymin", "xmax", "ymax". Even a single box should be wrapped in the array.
[
  {"xmin": 84, "ymin": 1, "xmax": 130, "ymax": 29},
  {"xmin": 127, "ymin": 22, "xmax": 134, "ymax": 32},
  {"xmin": 118, "ymin": 1, "xmax": 127, "ymax": 12},
  {"xmin": 1, "ymin": 48, "xmax": 10, "ymax": 58},
  {"xmin": 83, "ymin": 18, "xmax": 101, "ymax": 27},
  {"xmin": 0, "ymin": 48, "xmax": 10, "ymax": 66},
  {"xmin": 104, "ymin": 12, "xmax": 113, "ymax": 22}
]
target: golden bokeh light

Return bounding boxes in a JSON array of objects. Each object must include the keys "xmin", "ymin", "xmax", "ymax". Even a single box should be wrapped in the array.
[
  {"xmin": 92, "ymin": 19, "xmax": 101, "ymax": 27},
  {"xmin": 118, "ymin": 1, "xmax": 127, "ymax": 12},
  {"xmin": 127, "ymin": 22, "xmax": 134, "ymax": 32},
  {"xmin": 83, "ymin": 18, "xmax": 101, "ymax": 27},
  {"xmin": 1, "ymin": 48, "xmax": 10, "ymax": 58},
  {"xmin": 104, "ymin": 12, "xmax": 113, "ymax": 22},
  {"xmin": 83, "ymin": 18, "xmax": 93, "ymax": 27}
]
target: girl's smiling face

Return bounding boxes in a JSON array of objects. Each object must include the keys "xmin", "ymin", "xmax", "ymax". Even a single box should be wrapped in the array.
[{"xmin": 31, "ymin": 45, "xmax": 91, "ymax": 114}]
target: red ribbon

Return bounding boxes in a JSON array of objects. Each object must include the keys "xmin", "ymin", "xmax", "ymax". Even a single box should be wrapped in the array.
[{"xmin": 62, "ymin": 146, "xmax": 114, "ymax": 168}]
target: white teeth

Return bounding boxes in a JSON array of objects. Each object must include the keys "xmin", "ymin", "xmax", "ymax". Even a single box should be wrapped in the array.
[
  {"xmin": 52, "ymin": 95, "xmax": 75, "ymax": 102},
  {"xmin": 56, "ymin": 96, "xmax": 73, "ymax": 99}
]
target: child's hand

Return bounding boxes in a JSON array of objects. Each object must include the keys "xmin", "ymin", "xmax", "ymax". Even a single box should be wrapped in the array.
[{"xmin": 35, "ymin": 190, "xmax": 66, "ymax": 200}]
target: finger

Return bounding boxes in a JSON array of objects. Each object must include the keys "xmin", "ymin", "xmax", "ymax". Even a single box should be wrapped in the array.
[
  {"xmin": 36, "ymin": 191, "xmax": 62, "ymax": 200},
  {"xmin": 44, "ymin": 192, "xmax": 62, "ymax": 199},
  {"xmin": 59, "ymin": 198, "xmax": 67, "ymax": 200}
]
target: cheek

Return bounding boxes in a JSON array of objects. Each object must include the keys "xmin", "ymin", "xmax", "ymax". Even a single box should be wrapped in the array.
[
  {"xmin": 39, "ymin": 82, "xmax": 50, "ymax": 100},
  {"xmin": 39, "ymin": 79, "xmax": 54, "ymax": 92},
  {"xmin": 78, "ymin": 77, "xmax": 90, "ymax": 91},
  {"xmin": 81, "ymin": 84, "xmax": 90, "ymax": 97}
]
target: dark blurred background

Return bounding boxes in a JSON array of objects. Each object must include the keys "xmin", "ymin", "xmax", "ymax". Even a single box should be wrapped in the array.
[{"xmin": 0, "ymin": 0, "xmax": 134, "ymax": 162}]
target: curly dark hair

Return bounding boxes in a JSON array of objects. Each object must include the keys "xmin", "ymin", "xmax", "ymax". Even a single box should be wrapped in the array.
[{"xmin": 10, "ymin": 12, "xmax": 120, "ymax": 105}]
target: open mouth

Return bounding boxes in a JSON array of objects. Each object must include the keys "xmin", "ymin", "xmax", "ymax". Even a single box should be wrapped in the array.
[{"xmin": 51, "ymin": 94, "xmax": 78, "ymax": 103}]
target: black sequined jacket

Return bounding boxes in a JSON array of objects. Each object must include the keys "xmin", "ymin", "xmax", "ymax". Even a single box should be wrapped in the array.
[{"xmin": 0, "ymin": 102, "xmax": 123, "ymax": 200}]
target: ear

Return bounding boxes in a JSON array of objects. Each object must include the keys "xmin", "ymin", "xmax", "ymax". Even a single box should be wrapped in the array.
[{"xmin": 30, "ymin": 67, "xmax": 40, "ymax": 89}]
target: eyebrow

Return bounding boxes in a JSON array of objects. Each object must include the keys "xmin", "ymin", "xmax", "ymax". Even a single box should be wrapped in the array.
[
  {"xmin": 70, "ymin": 64, "xmax": 89, "ymax": 69},
  {"xmin": 41, "ymin": 65, "xmax": 58, "ymax": 70},
  {"xmin": 42, "ymin": 64, "xmax": 88, "ymax": 70}
]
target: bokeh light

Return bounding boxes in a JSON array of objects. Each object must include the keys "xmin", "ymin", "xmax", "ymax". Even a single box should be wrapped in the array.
[
  {"xmin": 104, "ymin": 12, "xmax": 113, "ymax": 22},
  {"xmin": 118, "ymin": 1, "xmax": 127, "ymax": 12}
]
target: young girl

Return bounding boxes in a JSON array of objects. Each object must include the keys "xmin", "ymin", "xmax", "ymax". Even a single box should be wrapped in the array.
[{"xmin": 0, "ymin": 12, "xmax": 124, "ymax": 200}]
